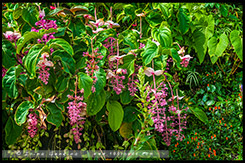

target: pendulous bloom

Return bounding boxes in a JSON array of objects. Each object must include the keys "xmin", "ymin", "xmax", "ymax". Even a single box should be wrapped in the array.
[{"xmin": 27, "ymin": 112, "xmax": 38, "ymax": 138}]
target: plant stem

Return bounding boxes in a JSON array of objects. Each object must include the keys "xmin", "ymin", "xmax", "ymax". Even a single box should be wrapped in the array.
[
  {"xmin": 231, "ymin": 61, "xmax": 241, "ymax": 75},
  {"xmin": 216, "ymin": 62, "xmax": 225, "ymax": 75},
  {"xmin": 94, "ymin": 7, "xmax": 97, "ymax": 21}
]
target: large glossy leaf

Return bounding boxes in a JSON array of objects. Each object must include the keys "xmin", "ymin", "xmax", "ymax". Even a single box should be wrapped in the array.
[
  {"xmin": 94, "ymin": 68, "xmax": 106, "ymax": 95},
  {"xmin": 123, "ymin": 106, "xmax": 138, "ymax": 123},
  {"xmin": 120, "ymin": 30, "xmax": 138, "ymax": 49},
  {"xmin": 177, "ymin": 8, "xmax": 190, "ymax": 34},
  {"xmin": 2, "ymin": 66, "xmax": 21, "ymax": 99},
  {"xmin": 46, "ymin": 103, "xmax": 63, "ymax": 127},
  {"xmin": 220, "ymin": 4, "xmax": 228, "ymax": 17},
  {"xmin": 22, "ymin": 5, "xmax": 38, "ymax": 27},
  {"xmin": 141, "ymin": 40, "xmax": 159, "ymax": 65},
  {"xmin": 119, "ymin": 122, "xmax": 132, "ymax": 139},
  {"xmin": 192, "ymin": 29, "xmax": 207, "ymax": 64},
  {"xmin": 190, "ymin": 107, "xmax": 208, "ymax": 124},
  {"xmin": 146, "ymin": 10, "xmax": 163, "ymax": 27},
  {"xmin": 5, "ymin": 117, "xmax": 23, "ymax": 145},
  {"xmin": 17, "ymin": 31, "xmax": 39, "ymax": 54},
  {"xmin": 23, "ymin": 44, "xmax": 46, "ymax": 78},
  {"xmin": 120, "ymin": 54, "xmax": 135, "ymax": 77},
  {"xmin": 230, "ymin": 30, "xmax": 243, "ymax": 62},
  {"xmin": 107, "ymin": 100, "xmax": 124, "ymax": 131},
  {"xmin": 47, "ymin": 38, "xmax": 74, "ymax": 56},
  {"xmin": 52, "ymin": 50, "xmax": 75, "ymax": 75},
  {"xmin": 158, "ymin": 3, "xmax": 171, "ymax": 18},
  {"xmin": 151, "ymin": 26, "xmax": 172, "ymax": 47},
  {"xmin": 14, "ymin": 101, "xmax": 33, "ymax": 126},
  {"xmin": 208, "ymin": 33, "xmax": 229, "ymax": 64},
  {"xmin": 55, "ymin": 75, "xmax": 69, "ymax": 93},
  {"xmin": 120, "ymin": 90, "xmax": 134, "ymax": 105},
  {"xmin": 68, "ymin": 17, "xmax": 85, "ymax": 38},
  {"xmin": 86, "ymin": 89, "xmax": 106, "ymax": 116},
  {"xmin": 78, "ymin": 72, "xmax": 93, "ymax": 99},
  {"xmin": 2, "ymin": 40, "xmax": 16, "ymax": 69}
]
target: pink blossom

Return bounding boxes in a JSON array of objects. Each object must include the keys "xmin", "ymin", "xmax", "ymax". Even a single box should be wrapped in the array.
[
  {"xmin": 27, "ymin": 113, "xmax": 38, "ymax": 138},
  {"xmin": 144, "ymin": 67, "xmax": 163, "ymax": 77},
  {"xmin": 39, "ymin": 9, "xmax": 45, "ymax": 19},
  {"xmin": 180, "ymin": 55, "xmax": 192, "ymax": 67},
  {"xmin": 50, "ymin": 6, "xmax": 56, "ymax": 10},
  {"xmin": 84, "ymin": 14, "xmax": 94, "ymax": 20},
  {"xmin": 89, "ymin": 19, "xmax": 104, "ymax": 28},
  {"xmin": 3, "ymin": 31, "xmax": 21, "ymax": 42},
  {"xmin": 92, "ymin": 28, "xmax": 105, "ymax": 34}
]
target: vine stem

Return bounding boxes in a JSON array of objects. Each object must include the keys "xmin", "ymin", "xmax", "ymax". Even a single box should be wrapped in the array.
[
  {"xmin": 94, "ymin": 7, "xmax": 97, "ymax": 21},
  {"xmin": 216, "ymin": 62, "xmax": 225, "ymax": 75}
]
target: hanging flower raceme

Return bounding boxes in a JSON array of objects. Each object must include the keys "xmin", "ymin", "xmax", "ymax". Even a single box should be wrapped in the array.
[
  {"xmin": 36, "ymin": 52, "xmax": 54, "ymax": 85},
  {"xmin": 107, "ymin": 52, "xmax": 127, "ymax": 95},
  {"xmin": 103, "ymin": 37, "xmax": 117, "ymax": 69},
  {"xmin": 144, "ymin": 67, "xmax": 188, "ymax": 146},
  {"xmin": 83, "ymin": 48, "xmax": 104, "ymax": 93},
  {"xmin": 31, "ymin": 9, "xmax": 57, "ymax": 44},
  {"xmin": 27, "ymin": 111, "xmax": 38, "ymax": 138},
  {"xmin": 67, "ymin": 88, "xmax": 87, "ymax": 144}
]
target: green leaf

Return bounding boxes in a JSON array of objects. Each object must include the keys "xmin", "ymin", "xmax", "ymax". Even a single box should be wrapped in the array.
[
  {"xmin": 119, "ymin": 122, "xmax": 132, "ymax": 139},
  {"xmin": 34, "ymin": 85, "xmax": 54, "ymax": 96},
  {"xmin": 2, "ymin": 66, "xmax": 21, "ymax": 99},
  {"xmin": 55, "ymin": 75, "xmax": 69, "ymax": 92},
  {"xmin": 208, "ymin": 33, "xmax": 229, "ymax": 64},
  {"xmin": 47, "ymin": 38, "xmax": 74, "ymax": 56},
  {"xmin": 123, "ymin": 106, "xmax": 138, "ymax": 123},
  {"xmin": 5, "ymin": 117, "xmax": 23, "ymax": 145},
  {"xmin": 158, "ymin": 3, "xmax": 171, "ymax": 18},
  {"xmin": 151, "ymin": 26, "xmax": 172, "ymax": 47},
  {"xmin": 68, "ymin": 17, "xmax": 85, "ymax": 38},
  {"xmin": 2, "ymin": 40, "xmax": 16, "ymax": 69},
  {"xmin": 13, "ymin": 7, "xmax": 22, "ymax": 19},
  {"xmin": 190, "ymin": 107, "xmax": 208, "ymax": 124},
  {"xmin": 17, "ymin": 31, "xmax": 39, "ymax": 54},
  {"xmin": 52, "ymin": 50, "xmax": 75, "ymax": 75},
  {"xmin": 177, "ymin": 8, "xmax": 190, "ymax": 34},
  {"xmin": 120, "ymin": 90, "xmax": 134, "ymax": 105},
  {"xmin": 192, "ymin": 29, "xmax": 207, "ymax": 64},
  {"xmin": 120, "ymin": 54, "xmax": 135, "ymax": 76},
  {"xmin": 146, "ymin": 10, "xmax": 163, "ymax": 27},
  {"xmin": 220, "ymin": 4, "xmax": 228, "ymax": 17},
  {"xmin": 23, "ymin": 44, "xmax": 46, "ymax": 78},
  {"xmin": 86, "ymin": 89, "xmax": 106, "ymax": 116},
  {"xmin": 206, "ymin": 100, "xmax": 215, "ymax": 106},
  {"xmin": 22, "ymin": 6, "xmax": 38, "ymax": 26},
  {"xmin": 107, "ymin": 101, "xmax": 124, "ymax": 131},
  {"xmin": 14, "ymin": 101, "xmax": 33, "ymax": 126},
  {"xmin": 124, "ymin": 4, "xmax": 136, "ymax": 20},
  {"xmin": 94, "ymin": 68, "xmax": 106, "ymax": 95},
  {"xmin": 230, "ymin": 30, "xmax": 243, "ymax": 62},
  {"xmin": 170, "ymin": 48, "xmax": 181, "ymax": 68},
  {"xmin": 141, "ymin": 40, "xmax": 159, "ymax": 65},
  {"xmin": 46, "ymin": 103, "xmax": 63, "ymax": 127},
  {"xmin": 119, "ymin": 30, "xmax": 138, "ymax": 49},
  {"xmin": 78, "ymin": 72, "xmax": 93, "ymax": 99}
]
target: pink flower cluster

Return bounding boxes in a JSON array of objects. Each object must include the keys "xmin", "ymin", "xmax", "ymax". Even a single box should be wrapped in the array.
[
  {"xmin": 110, "ymin": 68, "xmax": 127, "ymax": 95},
  {"xmin": 127, "ymin": 65, "xmax": 140, "ymax": 96},
  {"xmin": 67, "ymin": 89, "xmax": 87, "ymax": 144},
  {"xmin": 27, "ymin": 112, "xmax": 38, "ymax": 138},
  {"xmin": 83, "ymin": 48, "xmax": 104, "ymax": 93},
  {"xmin": 3, "ymin": 31, "xmax": 21, "ymax": 42},
  {"xmin": 2, "ymin": 66, "xmax": 7, "ymax": 78},
  {"xmin": 36, "ymin": 53, "xmax": 54, "ymax": 85},
  {"xmin": 31, "ymin": 10, "xmax": 57, "ymax": 44},
  {"xmin": 144, "ymin": 68, "xmax": 188, "ymax": 146},
  {"xmin": 103, "ymin": 37, "xmax": 117, "ymax": 69}
]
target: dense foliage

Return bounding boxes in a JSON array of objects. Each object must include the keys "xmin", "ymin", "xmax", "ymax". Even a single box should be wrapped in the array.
[{"xmin": 2, "ymin": 2, "xmax": 243, "ymax": 160}]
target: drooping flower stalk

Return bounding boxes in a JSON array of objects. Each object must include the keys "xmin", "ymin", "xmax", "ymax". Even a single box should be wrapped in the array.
[
  {"xmin": 27, "ymin": 111, "xmax": 38, "ymax": 138},
  {"xmin": 83, "ymin": 38, "xmax": 103, "ymax": 93},
  {"xmin": 67, "ymin": 76, "xmax": 87, "ymax": 144},
  {"xmin": 36, "ymin": 52, "xmax": 54, "ymax": 85}
]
